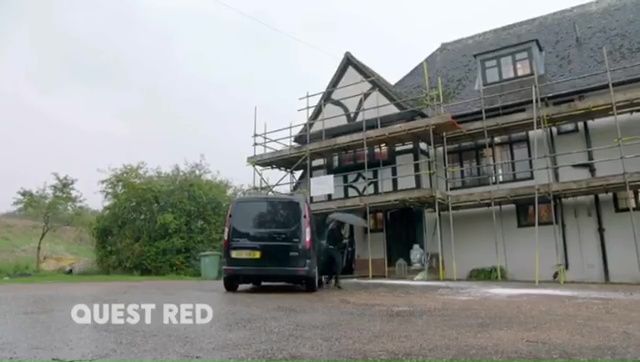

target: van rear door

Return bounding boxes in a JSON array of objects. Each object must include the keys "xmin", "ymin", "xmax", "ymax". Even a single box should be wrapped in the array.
[{"xmin": 227, "ymin": 198, "xmax": 306, "ymax": 268}]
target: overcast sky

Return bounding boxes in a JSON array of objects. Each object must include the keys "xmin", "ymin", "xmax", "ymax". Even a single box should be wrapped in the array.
[{"xmin": 0, "ymin": 0, "xmax": 590, "ymax": 211}]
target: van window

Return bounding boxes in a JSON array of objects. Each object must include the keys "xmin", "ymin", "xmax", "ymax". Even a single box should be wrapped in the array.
[
  {"xmin": 313, "ymin": 213, "xmax": 329, "ymax": 241},
  {"xmin": 230, "ymin": 200, "xmax": 302, "ymax": 241}
]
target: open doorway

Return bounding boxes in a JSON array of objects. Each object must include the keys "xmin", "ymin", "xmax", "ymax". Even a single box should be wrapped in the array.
[
  {"xmin": 313, "ymin": 212, "xmax": 355, "ymax": 276},
  {"xmin": 342, "ymin": 224, "xmax": 355, "ymax": 275},
  {"xmin": 386, "ymin": 208, "xmax": 418, "ymax": 269}
]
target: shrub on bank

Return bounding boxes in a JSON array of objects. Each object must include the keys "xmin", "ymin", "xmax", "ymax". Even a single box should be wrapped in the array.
[{"xmin": 93, "ymin": 159, "xmax": 236, "ymax": 276}]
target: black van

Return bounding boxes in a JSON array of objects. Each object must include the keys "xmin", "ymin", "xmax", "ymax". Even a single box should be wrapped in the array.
[{"xmin": 221, "ymin": 194, "xmax": 320, "ymax": 292}]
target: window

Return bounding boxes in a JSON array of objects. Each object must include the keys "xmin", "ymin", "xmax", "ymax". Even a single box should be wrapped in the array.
[
  {"xmin": 614, "ymin": 190, "xmax": 639, "ymax": 212},
  {"xmin": 512, "ymin": 142, "xmax": 532, "ymax": 181},
  {"xmin": 460, "ymin": 149, "xmax": 479, "ymax": 188},
  {"xmin": 447, "ymin": 153, "xmax": 462, "ymax": 189},
  {"xmin": 556, "ymin": 123, "xmax": 579, "ymax": 135},
  {"xmin": 230, "ymin": 200, "xmax": 302, "ymax": 241},
  {"xmin": 516, "ymin": 200, "xmax": 555, "ymax": 228},
  {"xmin": 515, "ymin": 51, "xmax": 532, "ymax": 76},
  {"xmin": 332, "ymin": 144, "xmax": 391, "ymax": 170},
  {"xmin": 493, "ymin": 143, "xmax": 513, "ymax": 183},
  {"xmin": 481, "ymin": 49, "xmax": 534, "ymax": 86},
  {"xmin": 484, "ymin": 59, "xmax": 500, "ymax": 84},
  {"xmin": 355, "ymin": 149, "xmax": 366, "ymax": 163},
  {"xmin": 368, "ymin": 211, "xmax": 385, "ymax": 232},
  {"xmin": 340, "ymin": 152, "xmax": 353, "ymax": 165},
  {"xmin": 374, "ymin": 145, "xmax": 389, "ymax": 161},
  {"xmin": 446, "ymin": 134, "xmax": 532, "ymax": 189},
  {"xmin": 313, "ymin": 213, "xmax": 329, "ymax": 240},
  {"xmin": 446, "ymin": 147, "xmax": 487, "ymax": 188},
  {"xmin": 500, "ymin": 56, "xmax": 515, "ymax": 79}
]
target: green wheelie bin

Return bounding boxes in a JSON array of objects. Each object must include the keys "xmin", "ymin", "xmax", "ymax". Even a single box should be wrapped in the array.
[{"xmin": 200, "ymin": 251, "xmax": 221, "ymax": 280}]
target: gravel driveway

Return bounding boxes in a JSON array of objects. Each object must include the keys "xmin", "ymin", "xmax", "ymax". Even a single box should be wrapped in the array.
[{"xmin": 1, "ymin": 280, "xmax": 639, "ymax": 361}]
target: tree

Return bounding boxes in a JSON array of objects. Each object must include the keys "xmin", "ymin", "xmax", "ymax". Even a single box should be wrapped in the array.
[
  {"xmin": 93, "ymin": 157, "xmax": 237, "ymax": 276},
  {"xmin": 12, "ymin": 173, "xmax": 84, "ymax": 271}
]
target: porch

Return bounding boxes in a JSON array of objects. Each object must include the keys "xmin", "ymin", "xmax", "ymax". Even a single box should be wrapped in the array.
[{"xmin": 314, "ymin": 206, "xmax": 444, "ymax": 279}]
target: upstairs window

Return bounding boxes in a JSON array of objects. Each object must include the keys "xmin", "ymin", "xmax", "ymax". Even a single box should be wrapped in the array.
[
  {"xmin": 340, "ymin": 149, "xmax": 366, "ymax": 166},
  {"xmin": 481, "ymin": 49, "xmax": 533, "ymax": 86},
  {"xmin": 332, "ymin": 144, "xmax": 391, "ymax": 171},
  {"xmin": 446, "ymin": 133, "xmax": 532, "ymax": 189},
  {"xmin": 375, "ymin": 145, "xmax": 389, "ymax": 161}
]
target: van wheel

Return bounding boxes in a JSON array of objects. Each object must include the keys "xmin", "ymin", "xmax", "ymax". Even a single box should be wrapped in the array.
[
  {"xmin": 223, "ymin": 277, "xmax": 239, "ymax": 292},
  {"xmin": 305, "ymin": 268, "xmax": 318, "ymax": 293}
]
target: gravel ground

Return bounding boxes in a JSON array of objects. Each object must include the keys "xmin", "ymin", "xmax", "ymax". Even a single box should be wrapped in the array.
[{"xmin": 1, "ymin": 280, "xmax": 640, "ymax": 361}]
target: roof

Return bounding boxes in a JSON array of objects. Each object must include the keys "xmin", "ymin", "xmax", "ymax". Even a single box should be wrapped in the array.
[{"xmin": 393, "ymin": 0, "xmax": 640, "ymax": 118}]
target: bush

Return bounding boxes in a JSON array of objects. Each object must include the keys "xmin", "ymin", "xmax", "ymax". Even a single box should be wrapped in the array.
[
  {"xmin": 467, "ymin": 265, "xmax": 508, "ymax": 281},
  {"xmin": 0, "ymin": 259, "xmax": 34, "ymax": 277},
  {"xmin": 93, "ymin": 159, "xmax": 235, "ymax": 276}
]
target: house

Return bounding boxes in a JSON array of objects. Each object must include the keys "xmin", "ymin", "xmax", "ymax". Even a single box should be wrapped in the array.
[{"xmin": 246, "ymin": 0, "xmax": 640, "ymax": 283}]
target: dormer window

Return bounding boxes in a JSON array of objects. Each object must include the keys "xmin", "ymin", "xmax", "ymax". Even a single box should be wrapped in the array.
[
  {"xmin": 476, "ymin": 40, "xmax": 543, "ymax": 87},
  {"xmin": 481, "ymin": 49, "xmax": 533, "ymax": 85}
]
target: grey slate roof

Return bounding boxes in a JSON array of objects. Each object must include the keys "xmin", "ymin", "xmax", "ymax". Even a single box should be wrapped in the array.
[{"xmin": 393, "ymin": 0, "xmax": 640, "ymax": 118}]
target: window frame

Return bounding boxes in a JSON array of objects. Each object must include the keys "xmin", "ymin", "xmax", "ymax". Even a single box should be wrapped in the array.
[
  {"xmin": 613, "ymin": 189, "xmax": 640, "ymax": 213},
  {"xmin": 331, "ymin": 144, "xmax": 393, "ymax": 172},
  {"xmin": 515, "ymin": 198, "xmax": 556, "ymax": 228},
  {"xmin": 480, "ymin": 48, "xmax": 534, "ymax": 86},
  {"xmin": 446, "ymin": 133, "xmax": 533, "ymax": 190}
]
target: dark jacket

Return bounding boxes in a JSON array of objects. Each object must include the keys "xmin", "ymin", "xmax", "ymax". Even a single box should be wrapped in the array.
[{"xmin": 326, "ymin": 223, "xmax": 344, "ymax": 248}]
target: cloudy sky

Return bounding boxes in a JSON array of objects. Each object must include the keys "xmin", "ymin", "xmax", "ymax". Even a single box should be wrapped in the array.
[{"xmin": 0, "ymin": 0, "xmax": 590, "ymax": 210}]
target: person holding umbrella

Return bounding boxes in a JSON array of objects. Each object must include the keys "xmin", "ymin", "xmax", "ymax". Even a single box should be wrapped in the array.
[
  {"xmin": 323, "ymin": 212, "xmax": 368, "ymax": 289},
  {"xmin": 325, "ymin": 219, "xmax": 346, "ymax": 289}
]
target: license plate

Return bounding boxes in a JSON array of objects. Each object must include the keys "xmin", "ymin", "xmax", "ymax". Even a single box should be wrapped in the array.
[{"xmin": 230, "ymin": 250, "xmax": 261, "ymax": 259}]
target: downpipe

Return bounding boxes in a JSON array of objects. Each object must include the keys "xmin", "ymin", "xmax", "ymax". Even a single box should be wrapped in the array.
[{"xmin": 584, "ymin": 121, "xmax": 610, "ymax": 282}]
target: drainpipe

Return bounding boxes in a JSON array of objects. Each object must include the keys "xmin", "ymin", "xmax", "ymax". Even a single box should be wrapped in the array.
[
  {"xmin": 548, "ymin": 127, "xmax": 569, "ymax": 270},
  {"xmin": 557, "ymin": 198, "xmax": 570, "ymax": 271},
  {"xmin": 425, "ymin": 143, "xmax": 436, "ymax": 276},
  {"xmin": 584, "ymin": 121, "xmax": 610, "ymax": 282}
]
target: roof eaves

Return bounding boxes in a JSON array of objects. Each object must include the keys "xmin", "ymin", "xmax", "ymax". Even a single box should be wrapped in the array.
[{"xmin": 295, "ymin": 51, "xmax": 421, "ymax": 144}]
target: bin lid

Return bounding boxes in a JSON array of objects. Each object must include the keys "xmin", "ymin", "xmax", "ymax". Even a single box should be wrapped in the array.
[{"xmin": 200, "ymin": 251, "xmax": 221, "ymax": 257}]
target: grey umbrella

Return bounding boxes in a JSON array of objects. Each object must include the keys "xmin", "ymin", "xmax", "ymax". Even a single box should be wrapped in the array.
[{"xmin": 327, "ymin": 212, "xmax": 368, "ymax": 228}]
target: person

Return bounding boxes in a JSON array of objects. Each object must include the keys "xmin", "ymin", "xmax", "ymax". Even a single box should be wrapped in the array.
[{"xmin": 325, "ymin": 220, "xmax": 345, "ymax": 289}]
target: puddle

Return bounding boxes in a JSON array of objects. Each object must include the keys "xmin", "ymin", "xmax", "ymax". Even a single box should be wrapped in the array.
[
  {"xmin": 486, "ymin": 288, "xmax": 578, "ymax": 296},
  {"xmin": 352, "ymin": 279, "xmax": 467, "ymax": 288},
  {"xmin": 352, "ymin": 279, "xmax": 640, "ymax": 300}
]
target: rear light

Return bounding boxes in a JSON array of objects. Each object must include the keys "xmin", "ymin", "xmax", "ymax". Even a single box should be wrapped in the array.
[
  {"xmin": 223, "ymin": 211, "xmax": 231, "ymax": 250},
  {"xmin": 304, "ymin": 204, "xmax": 312, "ymax": 249}
]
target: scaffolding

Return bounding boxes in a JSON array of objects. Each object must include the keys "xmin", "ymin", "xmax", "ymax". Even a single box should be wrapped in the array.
[{"xmin": 247, "ymin": 47, "xmax": 640, "ymax": 284}]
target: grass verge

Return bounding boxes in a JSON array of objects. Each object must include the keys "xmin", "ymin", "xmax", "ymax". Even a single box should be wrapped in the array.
[{"xmin": 0, "ymin": 273, "xmax": 200, "ymax": 285}]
